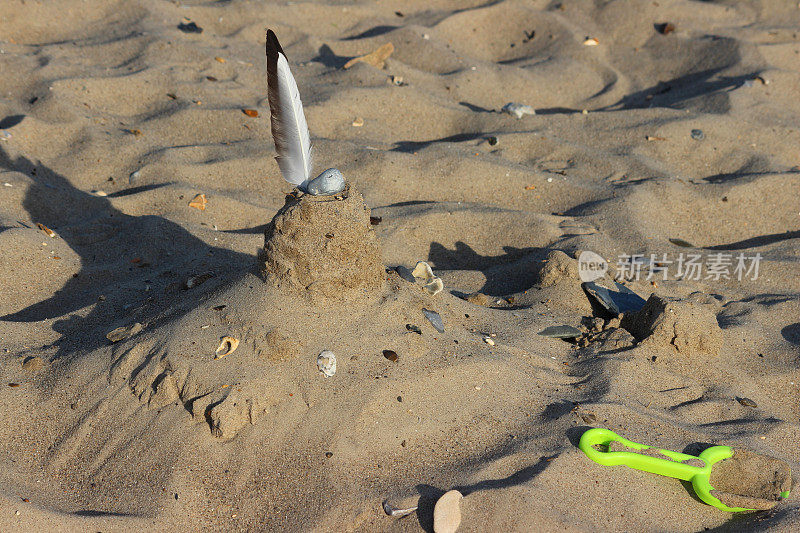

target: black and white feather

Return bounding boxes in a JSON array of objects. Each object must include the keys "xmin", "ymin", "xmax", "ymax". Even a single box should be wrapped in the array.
[{"xmin": 266, "ymin": 30, "xmax": 313, "ymax": 190}]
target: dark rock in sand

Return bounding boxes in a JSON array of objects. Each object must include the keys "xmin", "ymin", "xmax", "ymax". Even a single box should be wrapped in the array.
[{"xmin": 583, "ymin": 279, "xmax": 647, "ymax": 317}]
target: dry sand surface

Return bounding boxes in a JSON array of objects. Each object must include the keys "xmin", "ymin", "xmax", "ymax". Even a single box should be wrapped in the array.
[{"xmin": 1, "ymin": 0, "xmax": 799, "ymax": 531}]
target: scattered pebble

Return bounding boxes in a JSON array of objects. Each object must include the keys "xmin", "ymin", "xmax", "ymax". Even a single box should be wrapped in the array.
[
  {"xmin": 188, "ymin": 193, "xmax": 207, "ymax": 210},
  {"xmin": 129, "ymin": 170, "xmax": 140, "ymax": 184},
  {"xmin": 391, "ymin": 75, "xmax": 405, "ymax": 86},
  {"xmin": 501, "ymin": 102, "xmax": 535, "ymax": 119},
  {"xmin": 36, "ymin": 223, "xmax": 56, "ymax": 238},
  {"xmin": 737, "ymin": 397, "xmax": 758, "ymax": 408},
  {"xmin": 185, "ymin": 272, "xmax": 214, "ymax": 289},
  {"xmin": 656, "ymin": 22, "xmax": 676, "ymax": 35},
  {"xmin": 669, "ymin": 238, "xmax": 695, "ymax": 248},
  {"xmin": 538, "ymin": 325, "xmax": 583, "ymax": 339},
  {"xmin": 583, "ymin": 37, "xmax": 600, "ymax": 46},
  {"xmin": 580, "ymin": 412, "xmax": 598, "ymax": 424},
  {"xmin": 466, "ymin": 292, "xmax": 488, "ymax": 306},
  {"xmin": 344, "ymin": 42, "xmax": 395, "ymax": 69},
  {"xmin": 487, "ymin": 136, "xmax": 498, "ymax": 146},
  {"xmin": 691, "ymin": 129, "xmax": 705, "ymax": 140},
  {"xmin": 383, "ymin": 349, "xmax": 399, "ymax": 362},
  {"xmin": 306, "ymin": 168, "xmax": 346, "ymax": 196},
  {"xmin": 0, "ymin": 130, "xmax": 11, "ymax": 141},
  {"xmin": 583, "ymin": 279, "xmax": 646, "ymax": 315},
  {"xmin": 483, "ymin": 336, "xmax": 495, "ymax": 346},
  {"xmin": 21, "ymin": 356, "xmax": 44, "ymax": 372},
  {"xmin": 178, "ymin": 21, "xmax": 203, "ymax": 33},
  {"xmin": 214, "ymin": 336, "xmax": 239, "ymax": 359},
  {"xmin": 242, "ymin": 109, "xmax": 259, "ymax": 117},
  {"xmin": 317, "ymin": 350, "xmax": 337, "ymax": 377},
  {"xmin": 352, "ymin": 117, "xmax": 364, "ymax": 127},
  {"xmin": 106, "ymin": 322, "xmax": 143, "ymax": 343},
  {"xmin": 370, "ymin": 216, "xmax": 382, "ymax": 225},
  {"xmin": 215, "ymin": 56, "xmax": 226, "ymax": 63},
  {"xmin": 394, "ymin": 265, "xmax": 416, "ymax": 283},
  {"xmin": 433, "ymin": 490, "xmax": 463, "ymax": 533},
  {"xmin": 406, "ymin": 324, "xmax": 422, "ymax": 334},
  {"xmin": 422, "ymin": 309, "xmax": 445, "ymax": 333}
]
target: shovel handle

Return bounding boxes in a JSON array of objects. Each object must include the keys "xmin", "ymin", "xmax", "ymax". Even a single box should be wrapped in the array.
[{"xmin": 579, "ymin": 428, "xmax": 709, "ymax": 482}]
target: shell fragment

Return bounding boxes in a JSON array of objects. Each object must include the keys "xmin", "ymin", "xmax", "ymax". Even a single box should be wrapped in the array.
[
  {"xmin": 106, "ymin": 322, "xmax": 143, "ymax": 343},
  {"xmin": 382, "ymin": 500, "xmax": 418, "ymax": 518},
  {"xmin": 317, "ymin": 350, "xmax": 337, "ymax": 377},
  {"xmin": 411, "ymin": 261, "xmax": 444, "ymax": 296},
  {"xmin": 215, "ymin": 336, "xmax": 239, "ymax": 359}
]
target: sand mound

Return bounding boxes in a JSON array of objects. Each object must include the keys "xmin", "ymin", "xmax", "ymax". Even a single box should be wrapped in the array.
[
  {"xmin": 709, "ymin": 447, "xmax": 792, "ymax": 511},
  {"xmin": 262, "ymin": 184, "xmax": 384, "ymax": 298},
  {"xmin": 622, "ymin": 294, "xmax": 723, "ymax": 357}
]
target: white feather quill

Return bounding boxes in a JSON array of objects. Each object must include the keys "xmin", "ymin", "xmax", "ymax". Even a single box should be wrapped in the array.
[{"xmin": 266, "ymin": 30, "xmax": 313, "ymax": 190}]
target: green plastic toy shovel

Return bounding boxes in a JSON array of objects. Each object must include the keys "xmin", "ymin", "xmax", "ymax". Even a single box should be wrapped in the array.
[{"xmin": 579, "ymin": 428, "xmax": 791, "ymax": 512}]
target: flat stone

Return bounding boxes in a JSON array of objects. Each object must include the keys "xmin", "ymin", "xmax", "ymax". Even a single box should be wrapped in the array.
[
  {"xmin": 583, "ymin": 280, "xmax": 646, "ymax": 316},
  {"xmin": 422, "ymin": 309, "xmax": 445, "ymax": 333},
  {"xmin": 433, "ymin": 490, "xmax": 463, "ymax": 533},
  {"xmin": 306, "ymin": 168, "xmax": 345, "ymax": 196},
  {"xmin": 538, "ymin": 325, "xmax": 582, "ymax": 338}
]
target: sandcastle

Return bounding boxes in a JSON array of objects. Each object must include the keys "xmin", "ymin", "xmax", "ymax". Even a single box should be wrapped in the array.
[{"xmin": 261, "ymin": 184, "xmax": 385, "ymax": 298}]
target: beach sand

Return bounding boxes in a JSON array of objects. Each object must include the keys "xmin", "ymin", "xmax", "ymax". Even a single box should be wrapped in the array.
[{"xmin": 0, "ymin": 0, "xmax": 799, "ymax": 531}]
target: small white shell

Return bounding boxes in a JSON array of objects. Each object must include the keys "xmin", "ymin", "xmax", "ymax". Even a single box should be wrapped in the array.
[
  {"xmin": 424, "ymin": 277, "xmax": 444, "ymax": 296},
  {"xmin": 317, "ymin": 350, "xmax": 337, "ymax": 377},
  {"xmin": 412, "ymin": 261, "xmax": 443, "ymax": 296},
  {"xmin": 501, "ymin": 102, "xmax": 535, "ymax": 119},
  {"xmin": 412, "ymin": 261, "xmax": 434, "ymax": 280},
  {"xmin": 306, "ymin": 168, "xmax": 345, "ymax": 196},
  {"xmin": 433, "ymin": 490, "xmax": 463, "ymax": 533},
  {"xmin": 215, "ymin": 336, "xmax": 239, "ymax": 359}
]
